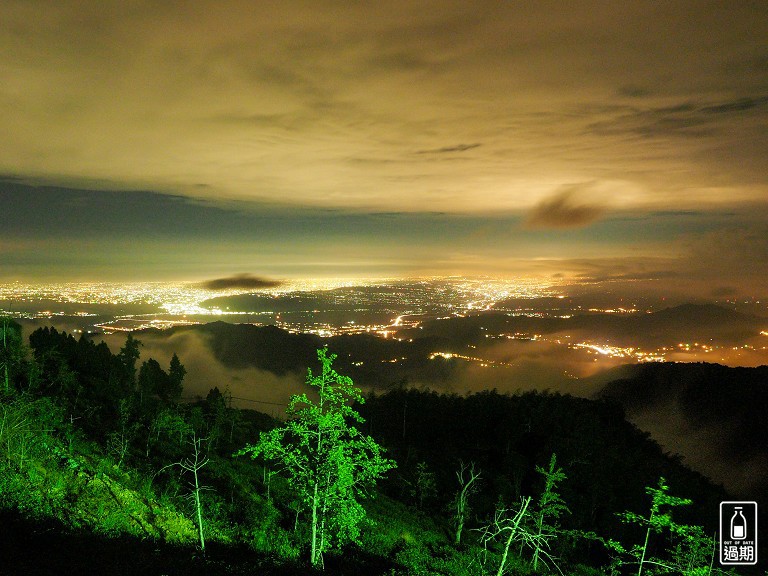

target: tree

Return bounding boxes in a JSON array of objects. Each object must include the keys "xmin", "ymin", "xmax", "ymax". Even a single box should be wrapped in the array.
[
  {"xmin": 453, "ymin": 460, "xmax": 481, "ymax": 545},
  {"xmin": 667, "ymin": 525, "xmax": 718, "ymax": 576},
  {"xmin": 138, "ymin": 358, "xmax": 162, "ymax": 406},
  {"xmin": 117, "ymin": 333, "xmax": 142, "ymax": 393},
  {"xmin": 201, "ymin": 386, "xmax": 229, "ymax": 448},
  {"xmin": 167, "ymin": 353, "xmax": 186, "ymax": 403},
  {"xmin": 156, "ymin": 432, "xmax": 211, "ymax": 554},
  {"xmin": 409, "ymin": 460, "xmax": 437, "ymax": 510},
  {"xmin": 477, "ymin": 496, "xmax": 534, "ymax": 576},
  {"xmin": 608, "ymin": 477, "xmax": 703, "ymax": 576},
  {"xmin": 106, "ymin": 398, "xmax": 139, "ymax": 469},
  {"xmin": 137, "ymin": 357, "xmax": 183, "ymax": 405},
  {"xmin": 478, "ymin": 479, "xmax": 567, "ymax": 576},
  {"xmin": 0, "ymin": 317, "xmax": 24, "ymax": 394},
  {"xmin": 179, "ymin": 433, "xmax": 210, "ymax": 555},
  {"xmin": 532, "ymin": 453, "xmax": 569, "ymax": 570},
  {"xmin": 145, "ymin": 407, "xmax": 192, "ymax": 458},
  {"xmin": 237, "ymin": 347, "xmax": 395, "ymax": 568}
]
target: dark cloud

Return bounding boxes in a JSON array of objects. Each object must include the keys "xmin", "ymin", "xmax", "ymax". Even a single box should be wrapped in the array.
[
  {"xmin": 701, "ymin": 95, "xmax": 768, "ymax": 115},
  {"xmin": 416, "ymin": 143, "xmax": 482, "ymax": 154},
  {"xmin": 617, "ymin": 85, "xmax": 653, "ymax": 98},
  {"xmin": 588, "ymin": 95, "xmax": 768, "ymax": 139},
  {"xmin": 199, "ymin": 274, "xmax": 283, "ymax": 291},
  {"xmin": 525, "ymin": 184, "xmax": 608, "ymax": 229}
]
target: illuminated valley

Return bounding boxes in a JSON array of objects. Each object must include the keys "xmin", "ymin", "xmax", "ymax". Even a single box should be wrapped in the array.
[{"xmin": 3, "ymin": 279, "xmax": 767, "ymax": 373}]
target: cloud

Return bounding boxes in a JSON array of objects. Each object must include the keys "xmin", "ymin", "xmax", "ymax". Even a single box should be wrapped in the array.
[
  {"xmin": 0, "ymin": 1, "xmax": 766, "ymax": 216},
  {"xmin": 588, "ymin": 95, "xmax": 768, "ymax": 139},
  {"xmin": 416, "ymin": 143, "xmax": 482, "ymax": 154},
  {"xmin": 199, "ymin": 274, "xmax": 283, "ymax": 291},
  {"xmin": 1, "ymin": 2, "xmax": 768, "ymax": 284},
  {"xmin": 99, "ymin": 330, "xmax": 306, "ymax": 415},
  {"xmin": 683, "ymin": 226, "xmax": 768, "ymax": 294},
  {"xmin": 701, "ymin": 95, "xmax": 768, "ymax": 115},
  {"xmin": 524, "ymin": 184, "xmax": 608, "ymax": 229},
  {"xmin": 543, "ymin": 213, "xmax": 768, "ymax": 300}
]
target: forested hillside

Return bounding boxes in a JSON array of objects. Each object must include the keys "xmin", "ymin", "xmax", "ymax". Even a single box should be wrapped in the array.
[{"xmin": 0, "ymin": 318, "xmax": 751, "ymax": 575}]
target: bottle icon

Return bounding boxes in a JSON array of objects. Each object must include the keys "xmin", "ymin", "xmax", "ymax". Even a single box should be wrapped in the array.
[{"xmin": 731, "ymin": 507, "xmax": 747, "ymax": 540}]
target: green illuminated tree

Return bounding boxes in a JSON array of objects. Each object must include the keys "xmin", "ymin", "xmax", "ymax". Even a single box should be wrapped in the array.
[
  {"xmin": 156, "ymin": 432, "xmax": 211, "ymax": 554},
  {"xmin": 179, "ymin": 433, "xmax": 210, "ymax": 555},
  {"xmin": 106, "ymin": 398, "xmax": 139, "ymax": 469},
  {"xmin": 453, "ymin": 460, "xmax": 481, "ymax": 545},
  {"xmin": 237, "ymin": 347, "xmax": 395, "ymax": 568},
  {"xmin": 608, "ymin": 477, "xmax": 697, "ymax": 576},
  {"xmin": 478, "ymin": 496, "xmax": 535, "ymax": 576},
  {"xmin": 532, "ymin": 453, "xmax": 569, "ymax": 570},
  {"xmin": 477, "ymin": 456, "xmax": 569, "ymax": 576}
]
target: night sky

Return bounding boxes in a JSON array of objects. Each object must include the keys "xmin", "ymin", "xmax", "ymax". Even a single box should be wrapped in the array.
[{"xmin": 1, "ymin": 2, "xmax": 767, "ymax": 294}]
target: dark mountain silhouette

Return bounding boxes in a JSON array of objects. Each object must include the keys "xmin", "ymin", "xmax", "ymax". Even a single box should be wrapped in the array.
[
  {"xmin": 196, "ymin": 322, "xmax": 323, "ymax": 374},
  {"xmin": 593, "ymin": 361, "xmax": 768, "ymax": 499},
  {"xmin": 159, "ymin": 321, "xmax": 454, "ymax": 386},
  {"xmin": 359, "ymin": 388, "xmax": 728, "ymax": 545},
  {"xmin": 630, "ymin": 303, "xmax": 762, "ymax": 344},
  {"xmin": 193, "ymin": 300, "xmax": 763, "ymax": 353}
]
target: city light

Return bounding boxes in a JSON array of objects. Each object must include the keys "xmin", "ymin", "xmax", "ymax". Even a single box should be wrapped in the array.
[{"xmin": 1, "ymin": 279, "xmax": 763, "ymax": 367}]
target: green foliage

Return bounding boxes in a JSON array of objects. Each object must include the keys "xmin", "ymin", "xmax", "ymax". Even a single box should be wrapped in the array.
[
  {"xmin": 610, "ymin": 477, "xmax": 725, "ymax": 576},
  {"xmin": 0, "ymin": 395, "xmax": 64, "ymax": 471},
  {"xmin": 478, "ymin": 496, "xmax": 536, "ymax": 576},
  {"xmin": 146, "ymin": 407, "xmax": 192, "ymax": 459},
  {"xmin": 360, "ymin": 494, "xmax": 442, "ymax": 556},
  {"xmin": 361, "ymin": 494, "xmax": 487, "ymax": 576},
  {"xmin": 237, "ymin": 347, "xmax": 396, "ymax": 567},
  {"xmin": 535, "ymin": 453, "xmax": 569, "ymax": 522},
  {"xmin": 473, "ymin": 456, "xmax": 571, "ymax": 575},
  {"xmin": 236, "ymin": 494, "xmax": 300, "ymax": 557},
  {"xmin": 117, "ymin": 333, "xmax": 142, "ymax": 393},
  {"xmin": 0, "ymin": 322, "xmax": 747, "ymax": 575},
  {"xmin": 453, "ymin": 460, "xmax": 481, "ymax": 546},
  {"xmin": 138, "ymin": 358, "xmax": 169, "ymax": 404},
  {"xmin": 106, "ymin": 398, "xmax": 140, "ymax": 469},
  {"xmin": 532, "ymin": 453, "xmax": 570, "ymax": 570},
  {"xmin": 1, "ymin": 317, "xmax": 25, "ymax": 393},
  {"xmin": 409, "ymin": 460, "xmax": 438, "ymax": 510},
  {"xmin": 0, "ymin": 400, "xmax": 197, "ymax": 544}
]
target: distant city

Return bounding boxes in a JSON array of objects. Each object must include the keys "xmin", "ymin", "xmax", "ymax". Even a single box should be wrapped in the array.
[
  {"xmin": 3, "ymin": 278, "xmax": 767, "ymax": 371},
  {"xmin": 0, "ymin": 277, "xmax": 556, "ymax": 332}
]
